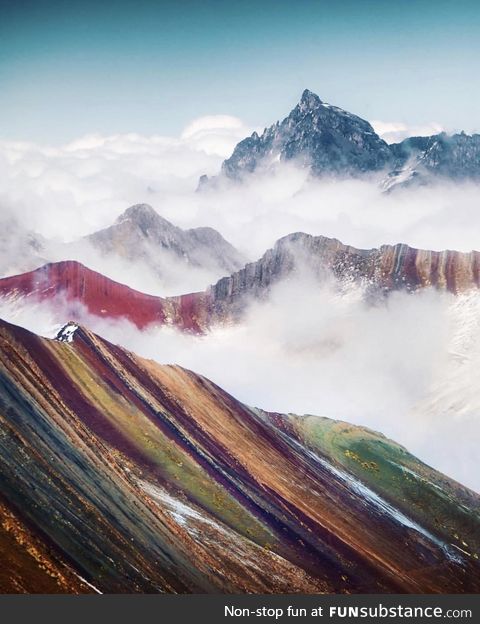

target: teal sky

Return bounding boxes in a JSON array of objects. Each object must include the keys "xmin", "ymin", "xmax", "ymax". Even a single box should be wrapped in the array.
[{"xmin": 1, "ymin": 0, "xmax": 479, "ymax": 142}]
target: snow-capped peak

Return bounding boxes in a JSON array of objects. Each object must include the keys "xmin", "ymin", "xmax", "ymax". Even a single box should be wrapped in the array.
[{"xmin": 56, "ymin": 322, "xmax": 79, "ymax": 343}]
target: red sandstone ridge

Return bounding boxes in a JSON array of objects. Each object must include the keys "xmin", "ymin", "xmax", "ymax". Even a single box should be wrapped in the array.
[
  {"xmin": 2, "ymin": 235, "xmax": 480, "ymax": 334},
  {"xmin": 0, "ymin": 261, "xmax": 209, "ymax": 332}
]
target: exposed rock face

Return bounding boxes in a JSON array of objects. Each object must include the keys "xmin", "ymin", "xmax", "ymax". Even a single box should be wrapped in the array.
[
  {"xmin": 216, "ymin": 89, "xmax": 480, "ymax": 189},
  {"xmin": 0, "ymin": 316, "xmax": 478, "ymax": 593},
  {"xmin": 385, "ymin": 132, "xmax": 480, "ymax": 190},
  {"xmin": 2, "ymin": 235, "xmax": 480, "ymax": 333},
  {"xmin": 208, "ymin": 233, "xmax": 480, "ymax": 323},
  {"xmin": 222, "ymin": 89, "xmax": 392, "ymax": 179},
  {"xmin": 86, "ymin": 203, "xmax": 246, "ymax": 277},
  {"xmin": 196, "ymin": 173, "xmax": 210, "ymax": 191}
]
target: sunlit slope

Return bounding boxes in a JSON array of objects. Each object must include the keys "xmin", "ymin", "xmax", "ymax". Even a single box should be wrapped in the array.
[
  {"xmin": 268, "ymin": 413, "xmax": 480, "ymax": 565},
  {"xmin": 0, "ymin": 318, "xmax": 479, "ymax": 593}
]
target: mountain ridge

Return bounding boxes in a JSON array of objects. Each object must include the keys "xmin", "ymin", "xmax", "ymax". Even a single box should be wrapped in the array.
[
  {"xmin": 0, "ymin": 259, "xmax": 209, "ymax": 332},
  {"xmin": 208, "ymin": 232, "xmax": 480, "ymax": 323},
  {"xmin": 85, "ymin": 203, "xmax": 246, "ymax": 277},
  {"xmin": 208, "ymin": 89, "xmax": 480, "ymax": 190},
  {"xmin": 0, "ymin": 204, "xmax": 246, "ymax": 295},
  {"xmin": 2, "ymin": 233, "xmax": 480, "ymax": 332},
  {"xmin": 0, "ymin": 315, "xmax": 478, "ymax": 592}
]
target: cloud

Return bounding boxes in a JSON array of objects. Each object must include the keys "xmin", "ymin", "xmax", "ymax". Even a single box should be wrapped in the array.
[
  {"xmin": 51, "ymin": 238, "xmax": 226, "ymax": 296},
  {"xmin": 0, "ymin": 115, "xmax": 254, "ymax": 243},
  {"xmin": 181, "ymin": 115, "xmax": 255, "ymax": 157},
  {"xmin": 371, "ymin": 120, "xmax": 444, "ymax": 143},
  {"xmin": 2, "ymin": 122, "xmax": 480, "ymax": 492},
  {"xmin": 2, "ymin": 272, "xmax": 479, "ymax": 492},
  {"xmin": 2, "ymin": 119, "xmax": 480, "ymax": 267}
]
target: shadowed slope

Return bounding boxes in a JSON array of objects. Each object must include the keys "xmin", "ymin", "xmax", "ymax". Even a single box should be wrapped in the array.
[{"xmin": 0, "ymin": 318, "xmax": 479, "ymax": 593}]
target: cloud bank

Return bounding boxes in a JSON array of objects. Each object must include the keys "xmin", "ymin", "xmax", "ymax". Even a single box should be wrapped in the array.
[
  {"xmin": 1, "ymin": 116, "xmax": 480, "ymax": 492},
  {"xmin": 2, "ymin": 126, "xmax": 480, "ymax": 282},
  {"xmin": 1, "ymin": 275, "xmax": 479, "ymax": 492},
  {"xmin": 371, "ymin": 120, "xmax": 444, "ymax": 143}
]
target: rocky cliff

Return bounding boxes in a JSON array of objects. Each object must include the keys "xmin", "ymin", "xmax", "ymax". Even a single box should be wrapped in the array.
[
  {"xmin": 216, "ymin": 89, "xmax": 480, "ymax": 190},
  {"xmin": 207, "ymin": 233, "xmax": 480, "ymax": 322},
  {"xmin": 2, "ymin": 234, "xmax": 480, "ymax": 332},
  {"xmin": 222, "ymin": 89, "xmax": 392, "ymax": 179}
]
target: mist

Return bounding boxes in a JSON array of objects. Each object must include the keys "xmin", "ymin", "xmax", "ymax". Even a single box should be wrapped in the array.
[
  {"xmin": 2, "ymin": 124, "xmax": 480, "ymax": 298},
  {"xmin": 1, "ymin": 273, "xmax": 479, "ymax": 492},
  {"xmin": 1, "ymin": 120, "xmax": 480, "ymax": 492}
]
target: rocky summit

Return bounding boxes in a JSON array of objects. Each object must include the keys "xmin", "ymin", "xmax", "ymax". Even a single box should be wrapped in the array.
[
  {"xmin": 217, "ymin": 89, "xmax": 480, "ymax": 189},
  {"xmin": 222, "ymin": 89, "xmax": 392, "ymax": 179},
  {"xmin": 86, "ymin": 203, "xmax": 246, "ymax": 277}
]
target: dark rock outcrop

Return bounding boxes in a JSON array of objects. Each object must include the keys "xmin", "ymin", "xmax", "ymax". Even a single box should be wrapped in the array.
[
  {"xmin": 214, "ymin": 89, "xmax": 480, "ymax": 190},
  {"xmin": 222, "ymin": 89, "xmax": 392, "ymax": 180}
]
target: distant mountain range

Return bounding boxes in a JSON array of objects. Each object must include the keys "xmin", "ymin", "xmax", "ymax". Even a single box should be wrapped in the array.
[
  {"xmin": 0, "ymin": 316, "xmax": 478, "ymax": 592},
  {"xmin": 2, "ymin": 233, "xmax": 480, "ymax": 333},
  {"xmin": 0, "ymin": 204, "xmax": 246, "ymax": 293},
  {"xmin": 85, "ymin": 203, "xmax": 245, "ymax": 278},
  {"xmin": 200, "ymin": 89, "xmax": 480, "ymax": 191}
]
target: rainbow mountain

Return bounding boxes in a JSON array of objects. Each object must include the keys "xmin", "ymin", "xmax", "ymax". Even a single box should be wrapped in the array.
[
  {"xmin": 1, "ymin": 234, "xmax": 480, "ymax": 334},
  {"xmin": 0, "ymin": 317, "xmax": 479, "ymax": 593}
]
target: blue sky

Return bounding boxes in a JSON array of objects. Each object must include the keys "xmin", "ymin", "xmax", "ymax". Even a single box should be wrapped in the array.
[{"xmin": 1, "ymin": 0, "xmax": 479, "ymax": 142}]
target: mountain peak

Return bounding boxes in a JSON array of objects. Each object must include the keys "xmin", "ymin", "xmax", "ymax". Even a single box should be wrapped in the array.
[
  {"xmin": 116, "ymin": 203, "xmax": 162, "ymax": 225},
  {"xmin": 2, "ymin": 315, "xmax": 477, "ymax": 593},
  {"xmin": 84, "ymin": 202, "xmax": 246, "ymax": 280},
  {"xmin": 213, "ymin": 90, "xmax": 480, "ymax": 187},
  {"xmin": 55, "ymin": 322, "xmax": 80, "ymax": 343},
  {"xmin": 299, "ymin": 88, "xmax": 322, "ymax": 109},
  {"xmin": 221, "ymin": 91, "xmax": 391, "ymax": 179},
  {"xmin": 114, "ymin": 203, "xmax": 178, "ymax": 238}
]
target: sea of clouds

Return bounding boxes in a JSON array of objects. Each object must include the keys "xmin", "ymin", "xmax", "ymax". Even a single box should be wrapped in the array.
[
  {"xmin": 1, "ymin": 114, "xmax": 480, "ymax": 271},
  {"xmin": 1, "ymin": 114, "xmax": 480, "ymax": 490}
]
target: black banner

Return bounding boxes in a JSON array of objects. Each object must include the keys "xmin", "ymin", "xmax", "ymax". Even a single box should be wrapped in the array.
[{"xmin": 0, "ymin": 594, "xmax": 478, "ymax": 624}]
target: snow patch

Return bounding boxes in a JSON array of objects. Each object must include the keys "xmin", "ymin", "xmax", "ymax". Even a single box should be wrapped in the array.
[
  {"xmin": 140, "ymin": 480, "xmax": 226, "ymax": 534},
  {"xmin": 55, "ymin": 322, "xmax": 79, "ymax": 343},
  {"xmin": 278, "ymin": 431, "xmax": 465, "ymax": 565},
  {"xmin": 73, "ymin": 572, "xmax": 102, "ymax": 594}
]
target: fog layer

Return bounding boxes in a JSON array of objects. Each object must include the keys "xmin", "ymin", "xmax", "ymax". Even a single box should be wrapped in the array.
[
  {"xmin": 1, "ymin": 275, "xmax": 479, "ymax": 492},
  {"xmin": 1, "ymin": 119, "xmax": 479, "ymax": 491}
]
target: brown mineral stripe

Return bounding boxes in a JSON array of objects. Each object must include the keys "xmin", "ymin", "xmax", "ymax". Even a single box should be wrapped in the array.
[
  {"xmin": 2, "ymin": 235, "xmax": 480, "ymax": 333},
  {"xmin": 0, "ymin": 317, "xmax": 479, "ymax": 593}
]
